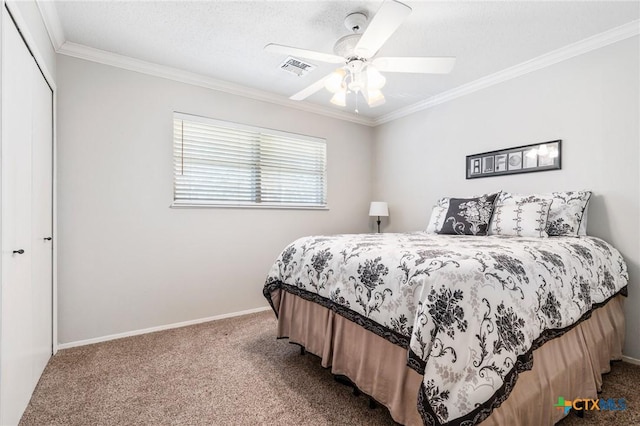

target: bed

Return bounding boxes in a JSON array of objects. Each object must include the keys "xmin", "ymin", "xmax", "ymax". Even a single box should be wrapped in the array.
[{"xmin": 263, "ymin": 231, "xmax": 627, "ymax": 425}]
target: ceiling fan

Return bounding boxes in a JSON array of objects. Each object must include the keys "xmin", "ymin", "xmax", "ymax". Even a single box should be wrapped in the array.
[{"xmin": 264, "ymin": 0, "xmax": 455, "ymax": 111}]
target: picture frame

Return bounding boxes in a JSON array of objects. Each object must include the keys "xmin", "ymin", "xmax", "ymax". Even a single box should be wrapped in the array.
[{"xmin": 466, "ymin": 140, "xmax": 561, "ymax": 179}]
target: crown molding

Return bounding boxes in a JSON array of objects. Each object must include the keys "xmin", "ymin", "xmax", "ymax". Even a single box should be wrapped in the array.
[
  {"xmin": 35, "ymin": 0, "xmax": 64, "ymax": 50},
  {"xmin": 373, "ymin": 19, "xmax": 640, "ymax": 126},
  {"xmin": 37, "ymin": 0, "xmax": 638, "ymax": 128},
  {"xmin": 56, "ymin": 41, "xmax": 375, "ymax": 127},
  {"xmin": 36, "ymin": 0, "xmax": 374, "ymax": 126}
]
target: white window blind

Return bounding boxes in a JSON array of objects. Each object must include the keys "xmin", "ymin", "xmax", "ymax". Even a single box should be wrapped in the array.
[{"xmin": 173, "ymin": 113, "xmax": 327, "ymax": 208}]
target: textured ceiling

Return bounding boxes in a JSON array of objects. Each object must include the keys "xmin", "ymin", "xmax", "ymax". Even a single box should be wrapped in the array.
[{"xmin": 53, "ymin": 1, "xmax": 640, "ymax": 119}]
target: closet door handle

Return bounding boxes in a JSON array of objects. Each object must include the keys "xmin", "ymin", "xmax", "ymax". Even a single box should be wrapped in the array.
[
  {"xmin": 43, "ymin": 237, "xmax": 52, "ymax": 241},
  {"xmin": 13, "ymin": 249, "xmax": 25, "ymax": 255}
]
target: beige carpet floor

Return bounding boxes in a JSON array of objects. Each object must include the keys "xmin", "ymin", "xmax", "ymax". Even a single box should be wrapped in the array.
[{"xmin": 20, "ymin": 310, "xmax": 640, "ymax": 426}]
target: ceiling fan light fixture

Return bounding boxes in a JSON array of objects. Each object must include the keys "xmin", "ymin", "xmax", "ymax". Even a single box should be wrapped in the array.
[
  {"xmin": 348, "ymin": 81, "xmax": 364, "ymax": 93},
  {"xmin": 330, "ymin": 90, "xmax": 347, "ymax": 107},
  {"xmin": 347, "ymin": 71, "xmax": 365, "ymax": 93},
  {"xmin": 366, "ymin": 66, "xmax": 386, "ymax": 90},
  {"xmin": 367, "ymin": 89, "xmax": 386, "ymax": 107},
  {"xmin": 324, "ymin": 69, "xmax": 346, "ymax": 93},
  {"xmin": 266, "ymin": 0, "xmax": 456, "ymax": 112}
]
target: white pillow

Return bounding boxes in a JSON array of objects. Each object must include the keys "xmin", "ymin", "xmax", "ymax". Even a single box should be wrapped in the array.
[
  {"xmin": 426, "ymin": 197, "xmax": 449, "ymax": 234},
  {"xmin": 546, "ymin": 191, "xmax": 591, "ymax": 236},
  {"xmin": 490, "ymin": 193, "xmax": 553, "ymax": 237},
  {"xmin": 577, "ymin": 199, "xmax": 590, "ymax": 236}
]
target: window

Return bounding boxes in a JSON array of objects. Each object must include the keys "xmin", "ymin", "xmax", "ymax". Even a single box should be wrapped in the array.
[{"xmin": 173, "ymin": 113, "xmax": 327, "ymax": 208}]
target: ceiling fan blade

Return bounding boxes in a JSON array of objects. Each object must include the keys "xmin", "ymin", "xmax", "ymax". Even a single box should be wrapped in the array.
[
  {"xmin": 372, "ymin": 57, "xmax": 456, "ymax": 74},
  {"xmin": 264, "ymin": 43, "xmax": 345, "ymax": 64},
  {"xmin": 290, "ymin": 73, "xmax": 334, "ymax": 101},
  {"xmin": 354, "ymin": 0, "xmax": 411, "ymax": 59}
]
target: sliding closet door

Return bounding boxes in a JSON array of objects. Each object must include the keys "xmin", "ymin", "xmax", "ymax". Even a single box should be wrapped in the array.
[
  {"xmin": 1, "ymin": 11, "xmax": 53, "ymax": 425},
  {"xmin": 31, "ymin": 53, "xmax": 54, "ymax": 379},
  {"xmin": 1, "ymin": 11, "xmax": 36, "ymax": 426}
]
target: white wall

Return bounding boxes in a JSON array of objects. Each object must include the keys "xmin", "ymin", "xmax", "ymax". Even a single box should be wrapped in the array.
[
  {"xmin": 56, "ymin": 55, "xmax": 374, "ymax": 344},
  {"xmin": 373, "ymin": 37, "xmax": 640, "ymax": 358},
  {"xmin": 57, "ymin": 34, "xmax": 639, "ymax": 358}
]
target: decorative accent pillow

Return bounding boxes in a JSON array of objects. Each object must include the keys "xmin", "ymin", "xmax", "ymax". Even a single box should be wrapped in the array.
[
  {"xmin": 438, "ymin": 193, "xmax": 499, "ymax": 236},
  {"xmin": 546, "ymin": 191, "xmax": 592, "ymax": 236},
  {"xmin": 490, "ymin": 193, "xmax": 553, "ymax": 237},
  {"xmin": 577, "ymin": 199, "xmax": 590, "ymax": 236},
  {"xmin": 426, "ymin": 197, "xmax": 449, "ymax": 234}
]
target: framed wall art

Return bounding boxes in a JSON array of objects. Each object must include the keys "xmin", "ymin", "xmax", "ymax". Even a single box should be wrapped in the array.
[{"xmin": 466, "ymin": 140, "xmax": 561, "ymax": 179}]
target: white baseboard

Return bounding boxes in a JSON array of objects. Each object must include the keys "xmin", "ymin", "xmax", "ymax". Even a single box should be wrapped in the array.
[
  {"xmin": 56, "ymin": 312, "xmax": 640, "ymax": 364},
  {"xmin": 57, "ymin": 306, "xmax": 272, "ymax": 350},
  {"xmin": 621, "ymin": 355, "xmax": 640, "ymax": 366}
]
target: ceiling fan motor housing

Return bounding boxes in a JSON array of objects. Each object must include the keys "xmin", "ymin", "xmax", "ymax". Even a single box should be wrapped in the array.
[
  {"xmin": 334, "ymin": 12, "xmax": 368, "ymax": 58},
  {"xmin": 334, "ymin": 34, "xmax": 363, "ymax": 59},
  {"xmin": 344, "ymin": 12, "xmax": 368, "ymax": 32}
]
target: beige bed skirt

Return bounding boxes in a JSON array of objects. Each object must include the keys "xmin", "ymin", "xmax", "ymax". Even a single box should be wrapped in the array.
[{"xmin": 270, "ymin": 289, "xmax": 625, "ymax": 426}]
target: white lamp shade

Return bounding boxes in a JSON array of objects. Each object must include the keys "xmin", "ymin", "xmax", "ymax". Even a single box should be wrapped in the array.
[
  {"xmin": 330, "ymin": 90, "xmax": 347, "ymax": 107},
  {"xmin": 366, "ymin": 66, "xmax": 386, "ymax": 90},
  {"xmin": 324, "ymin": 69, "xmax": 346, "ymax": 93},
  {"xmin": 366, "ymin": 89, "xmax": 385, "ymax": 107},
  {"xmin": 369, "ymin": 201, "xmax": 389, "ymax": 217}
]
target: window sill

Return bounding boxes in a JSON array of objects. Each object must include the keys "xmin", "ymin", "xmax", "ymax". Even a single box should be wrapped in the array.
[{"xmin": 170, "ymin": 202, "xmax": 329, "ymax": 211}]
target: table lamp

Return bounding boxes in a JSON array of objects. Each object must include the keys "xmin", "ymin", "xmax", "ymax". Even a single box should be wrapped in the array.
[{"xmin": 369, "ymin": 201, "xmax": 389, "ymax": 233}]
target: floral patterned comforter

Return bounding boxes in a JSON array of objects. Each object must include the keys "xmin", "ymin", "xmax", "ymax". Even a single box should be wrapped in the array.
[{"xmin": 263, "ymin": 233, "xmax": 628, "ymax": 426}]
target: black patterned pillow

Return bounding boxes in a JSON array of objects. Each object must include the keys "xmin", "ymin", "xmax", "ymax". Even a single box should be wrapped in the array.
[{"xmin": 438, "ymin": 193, "xmax": 499, "ymax": 236}]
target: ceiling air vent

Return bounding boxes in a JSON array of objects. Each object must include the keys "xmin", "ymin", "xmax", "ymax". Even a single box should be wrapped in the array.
[{"xmin": 279, "ymin": 56, "xmax": 316, "ymax": 77}]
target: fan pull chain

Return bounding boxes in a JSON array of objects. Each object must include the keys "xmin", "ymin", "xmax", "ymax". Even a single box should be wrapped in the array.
[{"xmin": 355, "ymin": 92, "xmax": 359, "ymax": 114}]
